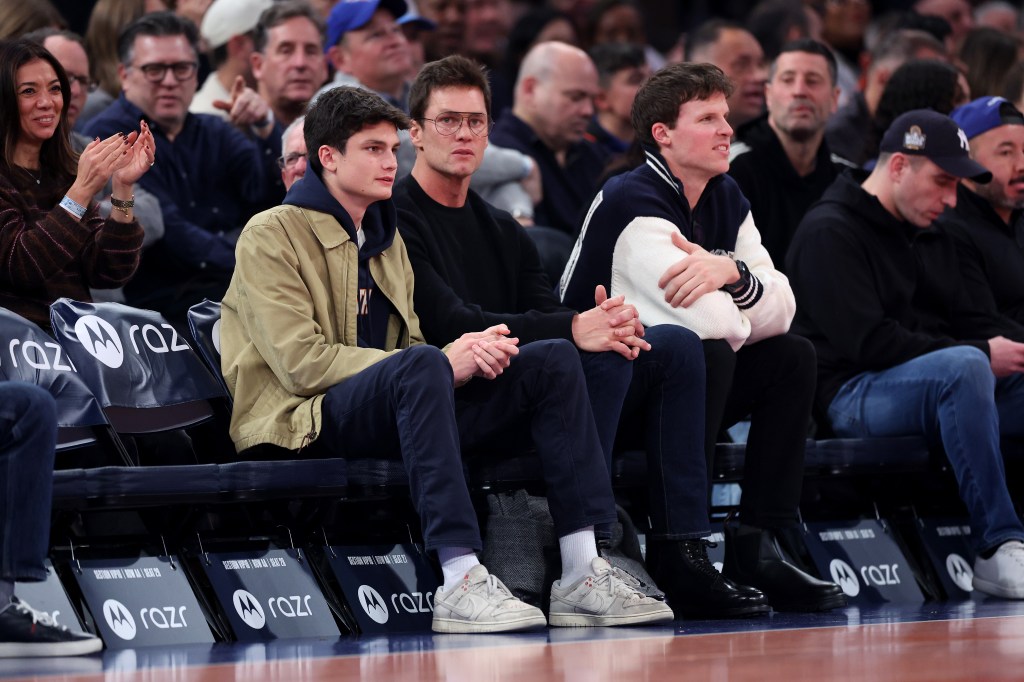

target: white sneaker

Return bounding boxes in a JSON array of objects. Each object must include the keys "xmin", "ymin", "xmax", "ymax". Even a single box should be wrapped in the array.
[
  {"xmin": 549, "ymin": 557, "xmax": 675, "ymax": 627},
  {"xmin": 973, "ymin": 540, "xmax": 1024, "ymax": 599},
  {"xmin": 432, "ymin": 564, "xmax": 547, "ymax": 633}
]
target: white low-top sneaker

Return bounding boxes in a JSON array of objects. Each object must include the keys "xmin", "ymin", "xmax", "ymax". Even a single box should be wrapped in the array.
[
  {"xmin": 432, "ymin": 564, "xmax": 547, "ymax": 633},
  {"xmin": 973, "ymin": 540, "xmax": 1024, "ymax": 599},
  {"xmin": 549, "ymin": 557, "xmax": 675, "ymax": 627}
]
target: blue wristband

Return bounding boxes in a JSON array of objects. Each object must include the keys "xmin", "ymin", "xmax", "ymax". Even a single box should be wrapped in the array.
[{"xmin": 59, "ymin": 195, "xmax": 87, "ymax": 220}]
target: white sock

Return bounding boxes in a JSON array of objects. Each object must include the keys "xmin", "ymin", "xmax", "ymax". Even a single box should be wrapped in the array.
[
  {"xmin": 558, "ymin": 526, "xmax": 598, "ymax": 585},
  {"xmin": 438, "ymin": 547, "xmax": 480, "ymax": 592}
]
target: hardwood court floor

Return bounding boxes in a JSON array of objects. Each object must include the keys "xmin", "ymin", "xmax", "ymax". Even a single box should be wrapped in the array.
[{"xmin": 4, "ymin": 601, "xmax": 1024, "ymax": 681}]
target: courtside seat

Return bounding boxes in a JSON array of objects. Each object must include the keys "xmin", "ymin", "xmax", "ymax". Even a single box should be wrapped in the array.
[{"xmin": 219, "ymin": 458, "xmax": 348, "ymax": 501}]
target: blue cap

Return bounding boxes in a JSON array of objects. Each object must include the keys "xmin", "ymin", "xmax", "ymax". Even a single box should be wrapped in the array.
[
  {"xmin": 951, "ymin": 96, "xmax": 1024, "ymax": 140},
  {"xmin": 325, "ymin": 0, "xmax": 409, "ymax": 50},
  {"xmin": 397, "ymin": 0, "xmax": 436, "ymax": 30},
  {"xmin": 879, "ymin": 109, "xmax": 992, "ymax": 183}
]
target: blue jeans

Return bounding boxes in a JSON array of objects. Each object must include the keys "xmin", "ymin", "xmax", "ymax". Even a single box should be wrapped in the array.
[
  {"xmin": 582, "ymin": 325, "xmax": 711, "ymax": 540},
  {"xmin": 828, "ymin": 346, "xmax": 1024, "ymax": 552},
  {"xmin": 0, "ymin": 383, "xmax": 57, "ymax": 582},
  {"xmin": 315, "ymin": 341, "xmax": 618, "ymax": 552}
]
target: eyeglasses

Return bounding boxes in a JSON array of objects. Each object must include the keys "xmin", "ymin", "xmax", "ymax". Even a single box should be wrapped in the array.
[
  {"xmin": 66, "ymin": 74, "xmax": 98, "ymax": 92},
  {"xmin": 277, "ymin": 152, "xmax": 306, "ymax": 170},
  {"xmin": 133, "ymin": 61, "xmax": 198, "ymax": 83},
  {"xmin": 419, "ymin": 112, "xmax": 492, "ymax": 137}
]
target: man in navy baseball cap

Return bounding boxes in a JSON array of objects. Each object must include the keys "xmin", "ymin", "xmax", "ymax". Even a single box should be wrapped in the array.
[
  {"xmin": 789, "ymin": 107, "xmax": 1024, "ymax": 603},
  {"xmin": 321, "ymin": 0, "xmax": 415, "ymax": 109},
  {"xmin": 938, "ymin": 97, "xmax": 1024, "ymax": 338}
]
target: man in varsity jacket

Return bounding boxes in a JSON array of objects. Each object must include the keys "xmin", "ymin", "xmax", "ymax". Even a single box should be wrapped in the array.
[{"xmin": 560, "ymin": 62, "xmax": 845, "ymax": 612}]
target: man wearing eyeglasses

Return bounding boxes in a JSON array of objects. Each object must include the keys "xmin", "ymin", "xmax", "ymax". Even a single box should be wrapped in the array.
[
  {"xmin": 84, "ymin": 12, "xmax": 281, "ymax": 326},
  {"xmin": 394, "ymin": 56, "xmax": 774, "ymax": 619},
  {"xmin": 278, "ymin": 116, "xmax": 307, "ymax": 191}
]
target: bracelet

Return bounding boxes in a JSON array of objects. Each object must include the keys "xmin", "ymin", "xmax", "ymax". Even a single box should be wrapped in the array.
[
  {"xmin": 110, "ymin": 195, "xmax": 135, "ymax": 216},
  {"xmin": 59, "ymin": 195, "xmax": 87, "ymax": 220}
]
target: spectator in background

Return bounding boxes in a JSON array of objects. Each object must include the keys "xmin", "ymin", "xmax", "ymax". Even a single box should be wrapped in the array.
[
  {"xmin": 399, "ymin": 0, "xmax": 436, "ymax": 78},
  {"xmin": 730, "ymin": 39, "xmax": 849, "ymax": 272},
  {"xmin": 0, "ymin": 382, "xmax": 103, "ymax": 658},
  {"xmin": 84, "ymin": 12, "xmax": 280, "ymax": 324},
  {"xmin": 938, "ymin": 98, "xmax": 1024, "ymax": 339},
  {"xmin": 82, "ymin": 0, "xmax": 157, "ymax": 127},
  {"xmin": 746, "ymin": 0, "xmax": 821, "ymax": 62},
  {"xmin": 914, "ymin": 0, "xmax": 974, "ymax": 49},
  {"xmin": 817, "ymin": 0, "xmax": 870, "ymax": 107},
  {"xmin": 491, "ymin": 41, "xmax": 608, "ymax": 279},
  {"xmin": 588, "ymin": 42, "xmax": 649, "ymax": 158},
  {"xmin": 23, "ymin": 27, "xmax": 165, "ymax": 304},
  {"xmin": 685, "ymin": 20, "xmax": 768, "ymax": 131},
  {"xmin": 960, "ymin": 27, "xmax": 1023, "ymax": 99},
  {"xmin": 251, "ymin": 1, "xmax": 327, "ymax": 130},
  {"xmin": 418, "ymin": 0, "xmax": 465, "ymax": 62},
  {"xmin": 861, "ymin": 59, "xmax": 968, "ymax": 167},
  {"xmin": 1004, "ymin": 61, "xmax": 1024, "ymax": 113},
  {"xmin": 0, "ymin": 0, "xmax": 65, "ymax": 40},
  {"xmin": 494, "ymin": 7, "xmax": 578, "ymax": 116},
  {"xmin": 583, "ymin": 0, "xmax": 665, "ymax": 71},
  {"xmin": 319, "ymin": 0, "xmax": 414, "ymax": 111},
  {"xmin": 975, "ymin": 1, "xmax": 1019, "ymax": 34},
  {"xmin": 825, "ymin": 29, "xmax": 946, "ymax": 166},
  {"xmin": 278, "ymin": 115, "xmax": 305, "ymax": 190},
  {"xmin": 191, "ymin": 0, "xmax": 273, "ymax": 119},
  {"xmin": 0, "ymin": 39, "xmax": 152, "ymax": 329},
  {"xmin": 465, "ymin": 0, "xmax": 511, "ymax": 66}
]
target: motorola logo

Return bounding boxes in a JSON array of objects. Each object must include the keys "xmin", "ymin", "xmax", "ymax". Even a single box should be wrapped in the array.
[
  {"xmin": 102, "ymin": 598, "xmax": 137, "ymax": 640},
  {"xmin": 946, "ymin": 553, "xmax": 974, "ymax": 592},
  {"xmin": 75, "ymin": 316, "xmax": 124, "ymax": 369},
  {"xmin": 232, "ymin": 589, "xmax": 266, "ymax": 630},
  {"xmin": 358, "ymin": 585, "xmax": 389, "ymax": 625},
  {"xmin": 829, "ymin": 558, "xmax": 861, "ymax": 597}
]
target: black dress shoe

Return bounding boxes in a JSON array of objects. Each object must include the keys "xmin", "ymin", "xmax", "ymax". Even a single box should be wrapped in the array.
[
  {"xmin": 647, "ymin": 539, "xmax": 770, "ymax": 618},
  {"xmin": 723, "ymin": 525, "xmax": 848, "ymax": 612}
]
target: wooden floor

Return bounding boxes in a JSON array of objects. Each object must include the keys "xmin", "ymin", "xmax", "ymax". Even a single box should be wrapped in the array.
[{"xmin": 4, "ymin": 601, "xmax": 1024, "ymax": 681}]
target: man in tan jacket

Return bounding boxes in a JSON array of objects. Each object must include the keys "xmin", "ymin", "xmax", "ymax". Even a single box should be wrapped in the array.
[{"xmin": 220, "ymin": 85, "xmax": 672, "ymax": 633}]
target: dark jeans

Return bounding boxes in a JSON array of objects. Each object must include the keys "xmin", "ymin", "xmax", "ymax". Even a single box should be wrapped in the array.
[
  {"xmin": 586, "ymin": 324, "xmax": 710, "ymax": 540},
  {"xmin": 0, "ymin": 383, "xmax": 57, "ymax": 583},
  {"xmin": 703, "ymin": 334, "xmax": 816, "ymax": 528},
  {"xmin": 315, "ymin": 341, "xmax": 617, "ymax": 552}
]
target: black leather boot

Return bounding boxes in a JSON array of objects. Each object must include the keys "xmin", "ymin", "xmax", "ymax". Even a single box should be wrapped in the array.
[
  {"xmin": 723, "ymin": 525, "xmax": 847, "ymax": 612},
  {"xmin": 647, "ymin": 539, "xmax": 770, "ymax": 618}
]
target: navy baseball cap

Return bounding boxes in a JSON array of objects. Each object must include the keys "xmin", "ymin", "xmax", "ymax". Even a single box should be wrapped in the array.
[
  {"xmin": 950, "ymin": 96, "xmax": 1024, "ymax": 140},
  {"xmin": 326, "ymin": 0, "xmax": 409, "ymax": 50},
  {"xmin": 879, "ymin": 109, "xmax": 992, "ymax": 183}
]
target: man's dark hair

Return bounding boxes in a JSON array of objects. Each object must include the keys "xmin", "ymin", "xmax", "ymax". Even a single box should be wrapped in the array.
[
  {"xmin": 747, "ymin": 0, "xmax": 810, "ymax": 61},
  {"xmin": 868, "ymin": 27, "xmax": 946, "ymax": 73},
  {"xmin": 117, "ymin": 12, "xmax": 199, "ymax": 66},
  {"xmin": 22, "ymin": 27, "xmax": 86, "ymax": 51},
  {"xmin": 305, "ymin": 86, "xmax": 410, "ymax": 179},
  {"xmin": 253, "ymin": 1, "xmax": 325, "ymax": 54},
  {"xmin": 588, "ymin": 42, "xmax": 645, "ymax": 88},
  {"xmin": 771, "ymin": 38, "xmax": 838, "ymax": 85},
  {"xmin": 632, "ymin": 62, "xmax": 733, "ymax": 147},
  {"xmin": 409, "ymin": 55, "xmax": 492, "ymax": 121},
  {"xmin": 684, "ymin": 18, "xmax": 742, "ymax": 61}
]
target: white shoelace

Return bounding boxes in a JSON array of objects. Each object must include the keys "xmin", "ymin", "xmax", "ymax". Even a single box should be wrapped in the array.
[{"xmin": 13, "ymin": 600, "xmax": 64, "ymax": 630}]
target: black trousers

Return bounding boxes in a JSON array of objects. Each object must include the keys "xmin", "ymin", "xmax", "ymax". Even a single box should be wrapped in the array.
[
  {"xmin": 702, "ymin": 334, "xmax": 816, "ymax": 528},
  {"xmin": 313, "ymin": 340, "xmax": 617, "ymax": 552}
]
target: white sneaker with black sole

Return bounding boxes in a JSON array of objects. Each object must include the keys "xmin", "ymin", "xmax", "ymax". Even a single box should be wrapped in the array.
[
  {"xmin": 432, "ymin": 564, "xmax": 547, "ymax": 633},
  {"xmin": 0, "ymin": 597, "xmax": 103, "ymax": 657},
  {"xmin": 973, "ymin": 540, "xmax": 1024, "ymax": 599},
  {"xmin": 549, "ymin": 557, "xmax": 675, "ymax": 627}
]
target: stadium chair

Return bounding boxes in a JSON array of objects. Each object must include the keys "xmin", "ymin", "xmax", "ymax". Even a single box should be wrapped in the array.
[
  {"xmin": 48, "ymin": 298, "xmax": 232, "ymax": 464},
  {"xmin": 0, "ymin": 306, "xmax": 130, "ymax": 466},
  {"xmin": 186, "ymin": 299, "xmax": 229, "ymax": 399}
]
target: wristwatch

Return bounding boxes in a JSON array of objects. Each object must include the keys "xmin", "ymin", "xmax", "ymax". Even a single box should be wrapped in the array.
[{"xmin": 722, "ymin": 259, "xmax": 750, "ymax": 295}]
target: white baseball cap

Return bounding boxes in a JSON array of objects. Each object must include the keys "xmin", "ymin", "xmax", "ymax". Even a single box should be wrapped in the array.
[{"xmin": 201, "ymin": 0, "xmax": 274, "ymax": 49}]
